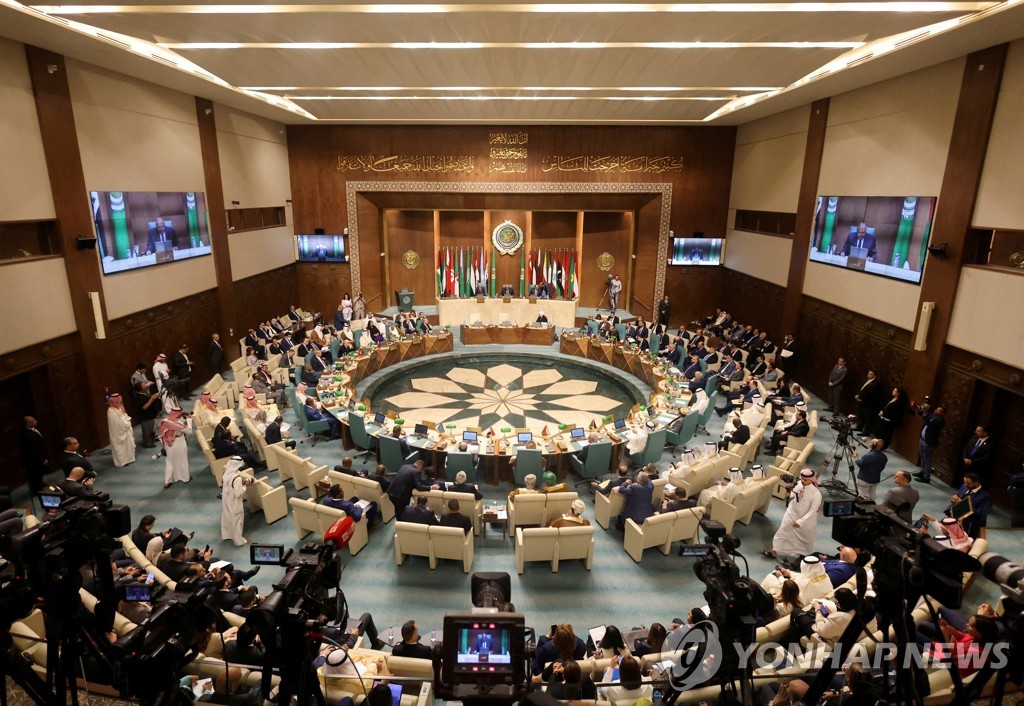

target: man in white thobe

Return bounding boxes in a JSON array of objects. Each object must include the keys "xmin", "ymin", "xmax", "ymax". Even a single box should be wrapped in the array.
[
  {"xmin": 106, "ymin": 393, "xmax": 136, "ymax": 467},
  {"xmin": 770, "ymin": 469, "xmax": 822, "ymax": 563},
  {"xmin": 152, "ymin": 353, "xmax": 170, "ymax": 392},
  {"xmin": 159, "ymin": 407, "xmax": 192, "ymax": 488},
  {"xmin": 220, "ymin": 457, "xmax": 251, "ymax": 546},
  {"xmin": 761, "ymin": 555, "xmax": 832, "ymax": 603}
]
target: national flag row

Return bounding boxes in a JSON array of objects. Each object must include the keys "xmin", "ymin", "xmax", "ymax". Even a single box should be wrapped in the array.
[
  {"xmin": 528, "ymin": 248, "xmax": 578, "ymax": 300},
  {"xmin": 435, "ymin": 246, "xmax": 581, "ymax": 300},
  {"xmin": 436, "ymin": 246, "xmax": 493, "ymax": 298}
]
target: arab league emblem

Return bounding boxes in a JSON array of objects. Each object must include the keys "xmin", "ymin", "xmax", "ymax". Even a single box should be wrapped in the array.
[{"xmin": 491, "ymin": 220, "xmax": 524, "ymax": 255}]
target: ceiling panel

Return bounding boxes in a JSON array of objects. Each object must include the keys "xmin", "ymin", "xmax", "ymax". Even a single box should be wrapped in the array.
[
  {"xmin": 295, "ymin": 95, "xmax": 728, "ymax": 120},
  {"xmin": 54, "ymin": 10, "xmax": 968, "ymax": 46},
  {"xmin": 176, "ymin": 46, "xmax": 849, "ymax": 88}
]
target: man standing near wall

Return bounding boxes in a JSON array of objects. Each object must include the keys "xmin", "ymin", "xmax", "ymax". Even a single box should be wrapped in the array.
[
  {"xmin": 609, "ymin": 274, "xmax": 622, "ymax": 310},
  {"xmin": 826, "ymin": 357, "xmax": 847, "ymax": 413}
]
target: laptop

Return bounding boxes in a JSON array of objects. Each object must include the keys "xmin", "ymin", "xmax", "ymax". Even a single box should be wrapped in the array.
[
  {"xmin": 570, "ymin": 427, "xmax": 586, "ymax": 440},
  {"xmin": 373, "ymin": 412, "xmax": 386, "ymax": 425},
  {"xmin": 414, "ymin": 423, "xmax": 428, "ymax": 437},
  {"xmin": 517, "ymin": 432, "xmax": 533, "ymax": 445},
  {"xmin": 613, "ymin": 418, "xmax": 627, "ymax": 430},
  {"xmin": 463, "ymin": 430, "xmax": 478, "ymax": 443}
]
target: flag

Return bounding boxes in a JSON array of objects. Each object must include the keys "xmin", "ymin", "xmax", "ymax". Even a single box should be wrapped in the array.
[
  {"xmin": 490, "ymin": 246, "xmax": 497, "ymax": 297},
  {"xmin": 892, "ymin": 197, "xmax": 917, "ymax": 267},
  {"xmin": 447, "ymin": 247, "xmax": 456, "ymax": 296},
  {"xmin": 436, "ymin": 247, "xmax": 444, "ymax": 297},
  {"xmin": 569, "ymin": 250, "xmax": 578, "ymax": 299},
  {"xmin": 91, "ymin": 191, "xmax": 108, "ymax": 259},
  {"xmin": 109, "ymin": 192, "xmax": 130, "ymax": 260},
  {"xmin": 820, "ymin": 196, "xmax": 838, "ymax": 254},
  {"xmin": 520, "ymin": 247, "xmax": 525, "ymax": 297},
  {"xmin": 186, "ymin": 192, "xmax": 201, "ymax": 248}
]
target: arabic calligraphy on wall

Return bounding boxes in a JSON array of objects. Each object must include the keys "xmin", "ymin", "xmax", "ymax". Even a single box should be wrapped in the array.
[
  {"xmin": 489, "ymin": 161, "xmax": 528, "ymax": 174},
  {"xmin": 337, "ymin": 155, "xmax": 476, "ymax": 173},
  {"xmin": 541, "ymin": 155, "xmax": 684, "ymax": 173},
  {"xmin": 490, "ymin": 147, "xmax": 528, "ymax": 160},
  {"xmin": 489, "ymin": 132, "xmax": 529, "ymax": 145}
]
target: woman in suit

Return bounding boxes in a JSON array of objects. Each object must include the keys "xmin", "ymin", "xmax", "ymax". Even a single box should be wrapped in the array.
[{"xmin": 878, "ymin": 386, "xmax": 908, "ymax": 449}]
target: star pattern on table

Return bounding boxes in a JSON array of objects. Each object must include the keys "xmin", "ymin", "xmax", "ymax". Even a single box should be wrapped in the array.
[{"xmin": 381, "ymin": 362, "xmax": 628, "ymax": 433}]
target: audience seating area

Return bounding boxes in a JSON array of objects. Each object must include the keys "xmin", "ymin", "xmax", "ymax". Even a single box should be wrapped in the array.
[
  {"xmin": 623, "ymin": 505, "xmax": 706, "ymax": 562},
  {"xmin": 515, "ymin": 525, "xmax": 595, "ymax": 573},
  {"xmin": 289, "ymin": 496, "xmax": 368, "ymax": 555},
  {"xmin": 507, "ymin": 491, "xmax": 579, "ymax": 533},
  {"xmin": 393, "ymin": 521, "xmax": 474, "ymax": 572}
]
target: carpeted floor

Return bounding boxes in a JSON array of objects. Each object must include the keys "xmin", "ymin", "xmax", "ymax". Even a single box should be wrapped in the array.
[{"xmin": 10, "ymin": 335, "xmax": 1014, "ymax": 655}]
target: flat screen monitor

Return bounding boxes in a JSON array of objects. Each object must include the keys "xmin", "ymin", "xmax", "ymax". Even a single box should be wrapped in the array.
[
  {"xmin": 613, "ymin": 418, "xmax": 627, "ymax": 430},
  {"xmin": 414, "ymin": 424, "xmax": 428, "ymax": 435},
  {"xmin": 809, "ymin": 195, "xmax": 937, "ymax": 284},
  {"xmin": 39, "ymin": 492, "xmax": 63, "ymax": 509},
  {"xmin": 463, "ymin": 430, "xmax": 478, "ymax": 443},
  {"xmin": 570, "ymin": 427, "xmax": 585, "ymax": 440},
  {"xmin": 123, "ymin": 585, "xmax": 152, "ymax": 602},
  {"xmin": 296, "ymin": 234, "xmax": 348, "ymax": 263},
  {"xmin": 91, "ymin": 191, "xmax": 211, "ymax": 275},
  {"xmin": 374, "ymin": 412, "xmax": 386, "ymax": 425},
  {"xmin": 517, "ymin": 432, "xmax": 532, "ymax": 444},
  {"xmin": 442, "ymin": 612, "xmax": 525, "ymax": 685},
  {"xmin": 669, "ymin": 237, "xmax": 723, "ymax": 266},
  {"xmin": 250, "ymin": 544, "xmax": 284, "ymax": 565}
]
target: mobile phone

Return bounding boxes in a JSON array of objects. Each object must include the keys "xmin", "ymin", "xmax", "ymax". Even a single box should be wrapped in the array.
[
  {"xmin": 775, "ymin": 565, "xmax": 783, "ymax": 573},
  {"xmin": 146, "ymin": 572, "xmax": 155, "ymax": 584},
  {"xmin": 550, "ymin": 625, "xmax": 557, "ymax": 636},
  {"xmin": 819, "ymin": 603, "xmax": 830, "ymax": 617},
  {"xmin": 204, "ymin": 545, "xmax": 210, "ymax": 553}
]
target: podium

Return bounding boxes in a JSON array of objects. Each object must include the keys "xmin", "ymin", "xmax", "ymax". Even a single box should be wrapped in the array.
[{"xmin": 397, "ymin": 290, "xmax": 414, "ymax": 312}]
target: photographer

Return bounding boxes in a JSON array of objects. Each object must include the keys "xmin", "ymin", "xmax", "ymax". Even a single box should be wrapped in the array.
[
  {"xmin": 853, "ymin": 438, "xmax": 887, "ymax": 501},
  {"xmin": 159, "ymin": 407, "xmax": 192, "ymax": 488}
]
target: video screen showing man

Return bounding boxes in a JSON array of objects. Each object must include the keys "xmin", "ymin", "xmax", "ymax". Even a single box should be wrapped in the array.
[
  {"xmin": 839, "ymin": 222, "xmax": 877, "ymax": 265},
  {"xmin": 145, "ymin": 217, "xmax": 178, "ymax": 256},
  {"xmin": 454, "ymin": 627, "xmax": 512, "ymax": 666}
]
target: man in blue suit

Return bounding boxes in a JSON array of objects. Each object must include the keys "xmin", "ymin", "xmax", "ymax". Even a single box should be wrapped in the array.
[
  {"xmin": 614, "ymin": 470, "xmax": 654, "ymax": 531},
  {"xmin": 945, "ymin": 472, "xmax": 991, "ymax": 539},
  {"xmin": 303, "ymin": 399, "xmax": 341, "ymax": 439},
  {"xmin": 854, "ymin": 438, "xmax": 888, "ymax": 501}
]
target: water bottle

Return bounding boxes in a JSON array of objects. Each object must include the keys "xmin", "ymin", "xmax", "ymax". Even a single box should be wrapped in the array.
[
  {"xmin": 388, "ymin": 626, "xmax": 394, "ymax": 645},
  {"xmin": 430, "ymin": 628, "xmax": 436, "ymax": 647}
]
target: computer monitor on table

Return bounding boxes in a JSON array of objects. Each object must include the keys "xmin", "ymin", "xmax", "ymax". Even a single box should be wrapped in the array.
[
  {"xmin": 463, "ymin": 430, "xmax": 478, "ymax": 443},
  {"xmin": 517, "ymin": 432, "xmax": 533, "ymax": 445},
  {"xmin": 570, "ymin": 427, "xmax": 585, "ymax": 440}
]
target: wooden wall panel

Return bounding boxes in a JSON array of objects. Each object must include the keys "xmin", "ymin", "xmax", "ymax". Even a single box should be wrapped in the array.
[
  {"xmin": 663, "ymin": 267, "xmax": 723, "ymax": 329},
  {"xmin": 385, "ymin": 210, "xmax": 435, "ymax": 300},
  {"xmin": 234, "ymin": 264, "xmax": 299, "ymax": 336},
  {"xmin": 286, "ymin": 124, "xmax": 736, "ymax": 307},
  {"xmin": 932, "ymin": 346, "xmax": 1024, "ymax": 497},
  {"xmin": 196, "ymin": 97, "xmax": 236, "ymax": 336},
  {"xmin": 356, "ymin": 194, "xmax": 385, "ymax": 310},
  {"xmin": 720, "ymin": 269, "xmax": 786, "ymax": 342},
  {"xmin": 631, "ymin": 197, "xmax": 663, "ymax": 318},
  {"xmin": 581, "ymin": 212, "xmax": 631, "ymax": 309},
  {"xmin": 106, "ymin": 290, "xmax": 220, "ymax": 401},
  {"xmin": 295, "ymin": 263, "xmax": 351, "ymax": 321}
]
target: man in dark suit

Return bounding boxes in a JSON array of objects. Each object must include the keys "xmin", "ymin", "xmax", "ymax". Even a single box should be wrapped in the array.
[
  {"xmin": 244, "ymin": 329, "xmax": 265, "ymax": 359},
  {"xmin": 688, "ymin": 372, "xmax": 707, "ymax": 393},
  {"xmin": 614, "ymin": 471, "xmax": 654, "ymax": 531},
  {"xmin": 960, "ymin": 425, "xmax": 994, "ymax": 484},
  {"xmin": 854, "ymin": 370, "xmax": 882, "ymax": 437},
  {"xmin": 945, "ymin": 472, "xmax": 991, "ymax": 538},
  {"xmin": 717, "ymin": 354, "xmax": 743, "ymax": 385},
  {"xmin": 657, "ymin": 295, "xmax": 671, "ymax": 327},
  {"xmin": 58, "ymin": 467, "xmax": 97, "ymax": 499},
  {"xmin": 719, "ymin": 418, "xmax": 750, "ymax": 451},
  {"xmin": 265, "ymin": 415, "xmax": 295, "ymax": 450},
  {"xmin": 388, "ymin": 460, "xmax": 435, "ymax": 511},
  {"xmin": 591, "ymin": 464, "xmax": 630, "ymax": 495},
  {"xmin": 287, "ymin": 305, "xmax": 301, "ymax": 322},
  {"xmin": 440, "ymin": 499, "xmax": 473, "ymax": 534},
  {"xmin": 682, "ymin": 355, "xmax": 702, "ymax": 380},
  {"xmin": 500, "ymin": 284, "xmax": 515, "ymax": 296},
  {"xmin": 19, "ymin": 416, "xmax": 48, "ymax": 495},
  {"xmin": 392, "ymin": 621, "xmax": 432, "ymax": 660},
  {"xmin": 475, "ymin": 631, "xmax": 494, "ymax": 654},
  {"xmin": 840, "ymin": 222, "xmax": 878, "ymax": 261},
  {"xmin": 61, "ymin": 437, "xmax": 96, "ymax": 480},
  {"xmin": 661, "ymin": 341, "xmax": 683, "ymax": 367},
  {"xmin": 401, "ymin": 495, "xmax": 439, "ymax": 525},
  {"xmin": 535, "ymin": 312, "xmax": 549, "ymax": 324},
  {"xmin": 208, "ymin": 333, "xmax": 224, "ymax": 374},
  {"xmin": 450, "ymin": 471, "xmax": 482, "ymax": 500},
  {"xmin": 748, "ymin": 354, "xmax": 767, "ymax": 378},
  {"xmin": 854, "ymin": 438, "xmax": 888, "ymax": 501},
  {"xmin": 172, "ymin": 344, "xmax": 194, "ymax": 399},
  {"xmin": 766, "ymin": 410, "xmax": 810, "ymax": 454},
  {"xmin": 660, "ymin": 488, "xmax": 697, "ymax": 513},
  {"xmin": 144, "ymin": 217, "xmax": 177, "ymax": 255},
  {"xmin": 913, "ymin": 406, "xmax": 945, "ymax": 484},
  {"xmin": 826, "ymin": 357, "xmax": 848, "ymax": 413}
]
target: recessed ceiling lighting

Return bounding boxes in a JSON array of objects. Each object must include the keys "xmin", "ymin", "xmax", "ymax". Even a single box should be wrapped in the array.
[
  {"xmin": 32, "ymin": 2, "xmax": 997, "ymax": 14},
  {"xmin": 161, "ymin": 40, "xmax": 862, "ymax": 49},
  {"xmin": 240, "ymin": 85, "xmax": 782, "ymax": 92},
  {"xmin": 288, "ymin": 94, "xmax": 728, "ymax": 101}
]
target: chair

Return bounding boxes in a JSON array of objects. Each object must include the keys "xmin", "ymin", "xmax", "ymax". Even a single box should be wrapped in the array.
[
  {"xmin": 348, "ymin": 411, "xmax": 378, "ymax": 463},
  {"xmin": 508, "ymin": 493, "xmax": 547, "ymax": 533},
  {"xmin": 379, "ymin": 435, "xmax": 419, "ymax": 474},
  {"xmin": 512, "ymin": 448, "xmax": 543, "ymax": 486},
  {"xmin": 294, "ymin": 401, "xmax": 331, "ymax": 446},
  {"xmin": 623, "ymin": 512, "xmax": 676, "ymax": 563},
  {"xmin": 631, "ymin": 428, "xmax": 667, "ymax": 467},
  {"xmin": 696, "ymin": 391, "xmax": 718, "ymax": 434},
  {"xmin": 394, "ymin": 522, "xmax": 432, "ymax": 567},
  {"xmin": 196, "ymin": 427, "xmax": 230, "ymax": 487},
  {"xmin": 569, "ymin": 440, "xmax": 612, "ymax": 480},
  {"xmin": 289, "ymin": 497, "xmax": 322, "ymax": 538},
  {"xmin": 614, "ymin": 324, "xmax": 627, "ymax": 342},
  {"xmin": 243, "ymin": 473, "xmax": 288, "ymax": 524},
  {"xmin": 666, "ymin": 506, "xmax": 706, "ymax": 549},
  {"xmin": 556, "ymin": 525, "xmax": 595, "ymax": 571},
  {"xmin": 667, "ymin": 409, "xmax": 700, "ymax": 457},
  {"xmin": 428, "ymin": 525, "xmax": 474, "ymax": 572},
  {"xmin": 445, "ymin": 452, "xmax": 477, "ymax": 483},
  {"xmin": 515, "ymin": 527, "xmax": 559, "ymax": 574}
]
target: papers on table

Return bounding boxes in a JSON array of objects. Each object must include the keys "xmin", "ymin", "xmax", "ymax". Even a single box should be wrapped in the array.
[
  {"xmin": 356, "ymin": 499, "xmax": 372, "ymax": 510},
  {"xmin": 780, "ymin": 349, "xmax": 794, "ymax": 358},
  {"xmin": 483, "ymin": 504, "xmax": 507, "ymax": 520},
  {"xmin": 588, "ymin": 625, "xmax": 607, "ymax": 648},
  {"xmin": 192, "ymin": 679, "xmax": 213, "ymax": 698},
  {"xmin": 209, "ymin": 560, "xmax": 231, "ymax": 571},
  {"xmin": 279, "ymin": 422, "xmax": 291, "ymax": 434}
]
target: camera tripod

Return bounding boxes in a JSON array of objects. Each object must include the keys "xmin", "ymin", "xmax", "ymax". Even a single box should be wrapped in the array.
[
  {"xmin": 597, "ymin": 286, "xmax": 612, "ymax": 312},
  {"xmin": 819, "ymin": 433, "xmax": 859, "ymax": 495}
]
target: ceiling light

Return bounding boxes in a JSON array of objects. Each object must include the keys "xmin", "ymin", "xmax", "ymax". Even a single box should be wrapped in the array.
[{"xmin": 161, "ymin": 40, "xmax": 862, "ymax": 49}]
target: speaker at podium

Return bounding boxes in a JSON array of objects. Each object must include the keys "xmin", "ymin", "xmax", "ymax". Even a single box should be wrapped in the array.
[{"xmin": 397, "ymin": 289, "xmax": 415, "ymax": 312}]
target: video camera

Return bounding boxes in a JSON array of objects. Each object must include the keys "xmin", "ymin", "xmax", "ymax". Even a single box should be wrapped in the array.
[
  {"xmin": 823, "ymin": 496, "xmax": 979, "ymax": 609},
  {"xmin": 436, "ymin": 611, "xmax": 528, "ymax": 703},
  {"xmin": 823, "ymin": 413, "xmax": 856, "ymax": 442}
]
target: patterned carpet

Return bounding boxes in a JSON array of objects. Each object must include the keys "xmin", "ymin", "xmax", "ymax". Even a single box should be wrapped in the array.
[{"xmin": 8, "ymin": 337, "xmax": 1015, "ymax": 699}]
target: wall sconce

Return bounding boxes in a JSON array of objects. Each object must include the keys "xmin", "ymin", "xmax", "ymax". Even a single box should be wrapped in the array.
[
  {"xmin": 926, "ymin": 243, "xmax": 948, "ymax": 258},
  {"xmin": 47, "ymin": 64, "xmax": 58, "ymax": 75},
  {"xmin": 343, "ymin": 227, "xmax": 349, "ymax": 235},
  {"xmin": 204, "ymin": 108, "xmax": 213, "ymax": 116}
]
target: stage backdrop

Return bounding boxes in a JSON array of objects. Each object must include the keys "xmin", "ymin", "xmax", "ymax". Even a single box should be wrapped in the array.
[{"xmin": 288, "ymin": 125, "xmax": 735, "ymax": 319}]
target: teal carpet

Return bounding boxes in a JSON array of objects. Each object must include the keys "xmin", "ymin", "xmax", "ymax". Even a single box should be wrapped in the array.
[{"xmin": 15, "ymin": 338, "xmax": 1013, "ymax": 647}]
